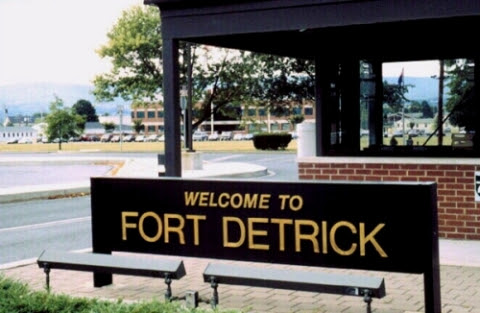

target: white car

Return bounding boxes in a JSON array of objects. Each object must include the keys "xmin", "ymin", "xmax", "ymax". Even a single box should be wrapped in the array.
[
  {"xmin": 208, "ymin": 132, "xmax": 219, "ymax": 141},
  {"xmin": 192, "ymin": 131, "xmax": 209, "ymax": 141},
  {"xmin": 146, "ymin": 134, "xmax": 158, "ymax": 142},
  {"xmin": 18, "ymin": 137, "xmax": 33, "ymax": 144},
  {"xmin": 219, "ymin": 131, "xmax": 233, "ymax": 141},
  {"xmin": 233, "ymin": 133, "xmax": 244, "ymax": 141},
  {"xmin": 135, "ymin": 135, "xmax": 145, "ymax": 142}
]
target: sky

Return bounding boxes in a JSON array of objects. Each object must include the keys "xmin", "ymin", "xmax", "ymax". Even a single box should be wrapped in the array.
[
  {"xmin": 0, "ymin": 0, "xmax": 442, "ymax": 86},
  {"xmin": 383, "ymin": 60, "xmax": 440, "ymax": 79},
  {"xmin": 0, "ymin": 0, "xmax": 143, "ymax": 86}
]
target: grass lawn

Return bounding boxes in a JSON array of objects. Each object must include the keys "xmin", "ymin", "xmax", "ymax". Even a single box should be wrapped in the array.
[{"xmin": 0, "ymin": 140, "xmax": 298, "ymax": 153}]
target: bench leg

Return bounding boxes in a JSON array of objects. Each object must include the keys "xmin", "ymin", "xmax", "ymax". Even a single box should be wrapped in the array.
[
  {"xmin": 41, "ymin": 263, "xmax": 51, "ymax": 292},
  {"xmin": 209, "ymin": 277, "xmax": 219, "ymax": 309},
  {"xmin": 362, "ymin": 289, "xmax": 373, "ymax": 313},
  {"xmin": 164, "ymin": 273, "xmax": 172, "ymax": 301}
]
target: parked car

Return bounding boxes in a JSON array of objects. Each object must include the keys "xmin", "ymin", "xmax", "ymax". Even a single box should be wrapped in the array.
[
  {"xmin": 208, "ymin": 132, "xmax": 219, "ymax": 141},
  {"xmin": 146, "ymin": 134, "xmax": 158, "ymax": 142},
  {"xmin": 135, "ymin": 135, "xmax": 145, "ymax": 142},
  {"xmin": 219, "ymin": 131, "xmax": 233, "ymax": 141},
  {"xmin": 18, "ymin": 137, "xmax": 33, "ymax": 144},
  {"xmin": 100, "ymin": 134, "xmax": 112, "ymax": 142},
  {"xmin": 110, "ymin": 135, "xmax": 121, "ymax": 142},
  {"xmin": 6, "ymin": 138, "xmax": 18, "ymax": 144},
  {"xmin": 123, "ymin": 135, "xmax": 135, "ymax": 142},
  {"xmin": 192, "ymin": 131, "xmax": 209, "ymax": 141},
  {"xmin": 243, "ymin": 133, "xmax": 254, "ymax": 140},
  {"xmin": 233, "ymin": 133, "xmax": 244, "ymax": 141}
]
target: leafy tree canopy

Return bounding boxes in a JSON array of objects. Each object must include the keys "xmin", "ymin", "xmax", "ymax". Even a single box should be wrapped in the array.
[
  {"xmin": 93, "ymin": 5, "xmax": 162, "ymax": 103},
  {"xmin": 445, "ymin": 59, "xmax": 477, "ymax": 131},
  {"xmin": 383, "ymin": 81, "xmax": 411, "ymax": 112},
  {"xmin": 45, "ymin": 95, "xmax": 85, "ymax": 150},
  {"xmin": 72, "ymin": 99, "xmax": 99, "ymax": 122}
]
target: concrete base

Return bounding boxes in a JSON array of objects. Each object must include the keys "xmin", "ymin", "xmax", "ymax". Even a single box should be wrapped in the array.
[{"xmin": 182, "ymin": 151, "xmax": 203, "ymax": 170}]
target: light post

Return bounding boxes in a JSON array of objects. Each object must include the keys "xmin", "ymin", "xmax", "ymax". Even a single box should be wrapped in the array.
[{"xmin": 117, "ymin": 105, "xmax": 124, "ymax": 152}]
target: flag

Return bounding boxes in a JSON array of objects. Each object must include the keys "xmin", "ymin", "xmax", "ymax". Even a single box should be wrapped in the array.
[{"xmin": 398, "ymin": 68, "xmax": 404, "ymax": 87}]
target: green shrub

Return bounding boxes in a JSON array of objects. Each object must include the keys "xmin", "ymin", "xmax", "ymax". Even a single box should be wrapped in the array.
[
  {"xmin": 0, "ymin": 275, "xmax": 237, "ymax": 313},
  {"xmin": 253, "ymin": 133, "xmax": 292, "ymax": 150}
]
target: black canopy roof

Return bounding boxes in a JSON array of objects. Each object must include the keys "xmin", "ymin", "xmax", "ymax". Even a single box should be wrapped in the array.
[{"xmin": 145, "ymin": 0, "xmax": 480, "ymax": 60}]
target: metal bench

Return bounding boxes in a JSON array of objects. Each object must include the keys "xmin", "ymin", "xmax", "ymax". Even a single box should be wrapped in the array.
[
  {"xmin": 203, "ymin": 263, "xmax": 386, "ymax": 313},
  {"xmin": 37, "ymin": 250, "xmax": 186, "ymax": 300}
]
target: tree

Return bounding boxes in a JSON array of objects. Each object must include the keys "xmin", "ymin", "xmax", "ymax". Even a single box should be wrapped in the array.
[
  {"xmin": 45, "ymin": 95, "xmax": 85, "ymax": 150},
  {"xmin": 132, "ymin": 119, "xmax": 144, "ymax": 134},
  {"xmin": 72, "ymin": 99, "xmax": 99, "ymax": 122},
  {"xmin": 383, "ymin": 81, "xmax": 411, "ymax": 112},
  {"xmin": 93, "ymin": 5, "xmax": 162, "ymax": 103},
  {"xmin": 103, "ymin": 122, "xmax": 115, "ymax": 133},
  {"xmin": 94, "ymin": 5, "xmax": 317, "ymax": 132},
  {"xmin": 445, "ymin": 59, "xmax": 477, "ymax": 131},
  {"xmin": 421, "ymin": 101, "xmax": 434, "ymax": 118}
]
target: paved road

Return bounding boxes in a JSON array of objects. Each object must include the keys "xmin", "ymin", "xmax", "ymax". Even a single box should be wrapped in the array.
[
  {"xmin": 0, "ymin": 152, "xmax": 298, "ymax": 265},
  {"xmin": 0, "ymin": 197, "xmax": 92, "ymax": 264}
]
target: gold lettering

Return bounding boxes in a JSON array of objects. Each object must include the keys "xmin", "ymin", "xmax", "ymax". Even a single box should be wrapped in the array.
[
  {"xmin": 271, "ymin": 218, "xmax": 293, "ymax": 251},
  {"xmin": 322, "ymin": 221, "xmax": 328, "ymax": 254},
  {"xmin": 186, "ymin": 215, "xmax": 206, "ymax": 246},
  {"xmin": 330, "ymin": 221, "xmax": 357, "ymax": 256},
  {"xmin": 278, "ymin": 195, "xmax": 289, "ymax": 210},
  {"xmin": 259, "ymin": 194, "xmax": 271, "ymax": 209},
  {"xmin": 184, "ymin": 192, "xmax": 199, "ymax": 206},
  {"xmin": 218, "ymin": 193, "xmax": 229, "ymax": 208},
  {"xmin": 121, "ymin": 211, "xmax": 139, "ymax": 240},
  {"xmin": 208, "ymin": 193, "xmax": 217, "ymax": 207},
  {"xmin": 230, "ymin": 193, "xmax": 243, "ymax": 209},
  {"xmin": 164, "ymin": 214, "xmax": 185, "ymax": 244},
  {"xmin": 295, "ymin": 220, "xmax": 320, "ymax": 253},
  {"xmin": 248, "ymin": 218, "xmax": 269, "ymax": 250},
  {"xmin": 222, "ymin": 216, "xmax": 245, "ymax": 248},
  {"xmin": 139, "ymin": 211, "xmax": 162, "ymax": 243},
  {"xmin": 360, "ymin": 223, "xmax": 388, "ymax": 257},
  {"xmin": 243, "ymin": 193, "xmax": 258, "ymax": 209},
  {"xmin": 198, "ymin": 192, "xmax": 209, "ymax": 207}
]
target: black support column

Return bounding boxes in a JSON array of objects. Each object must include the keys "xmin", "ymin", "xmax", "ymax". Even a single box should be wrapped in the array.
[
  {"xmin": 315, "ymin": 57, "xmax": 331, "ymax": 156},
  {"xmin": 162, "ymin": 38, "xmax": 182, "ymax": 177}
]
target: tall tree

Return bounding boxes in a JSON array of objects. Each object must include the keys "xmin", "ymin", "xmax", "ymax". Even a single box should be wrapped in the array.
[
  {"xmin": 93, "ymin": 5, "xmax": 162, "ymax": 103},
  {"xmin": 72, "ymin": 99, "xmax": 98, "ymax": 122},
  {"xmin": 383, "ymin": 81, "xmax": 410, "ymax": 112},
  {"xmin": 45, "ymin": 95, "xmax": 85, "ymax": 150},
  {"xmin": 445, "ymin": 59, "xmax": 476, "ymax": 131},
  {"xmin": 94, "ymin": 5, "xmax": 319, "ymax": 132}
]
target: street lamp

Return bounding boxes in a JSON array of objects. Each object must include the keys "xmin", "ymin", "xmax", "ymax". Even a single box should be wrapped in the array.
[{"xmin": 117, "ymin": 105, "xmax": 124, "ymax": 152}]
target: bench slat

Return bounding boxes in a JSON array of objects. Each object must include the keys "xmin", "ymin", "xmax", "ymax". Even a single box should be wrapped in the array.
[
  {"xmin": 203, "ymin": 263, "xmax": 385, "ymax": 298},
  {"xmin": 38, "ymin": 250, "xmax": 186, "ymax": 279}
]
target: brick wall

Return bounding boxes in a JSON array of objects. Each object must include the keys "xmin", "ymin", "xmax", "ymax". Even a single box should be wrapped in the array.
[{"xmin": 298, "ymin": 160, "xmax": 480, "ymax": 240}]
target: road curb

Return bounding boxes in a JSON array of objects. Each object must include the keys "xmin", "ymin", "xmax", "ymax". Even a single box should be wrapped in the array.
[{"xmin": 0, "ymin": 184, "xmax": 90, "ymax": 204}]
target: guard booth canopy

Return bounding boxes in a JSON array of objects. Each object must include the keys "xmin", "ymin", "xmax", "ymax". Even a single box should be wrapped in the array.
[{"xmin": 145, "ymin": 0, "xmax": 480, "ymax": 176}]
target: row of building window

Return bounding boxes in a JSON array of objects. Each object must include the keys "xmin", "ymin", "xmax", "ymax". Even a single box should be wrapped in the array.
[
  {"xmin": 2, "ymin": 132, "xmax": 34, "ymax": 138},
  {"xmin": 131, "ymin": 107, "xmax": 314, "ymax": 120}
]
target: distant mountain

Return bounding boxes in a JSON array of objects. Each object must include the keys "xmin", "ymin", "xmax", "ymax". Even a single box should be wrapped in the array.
[
  {"xmin": 0, "ymin": 82, "xmax": 130, "ymax": 117},
  {"xmin": 0, "ymin": 78, "xmax": 446, "ymax": 118},
  {"xmin": 384, "ymin": 76, "xmax": 448, "ymax": 106}
]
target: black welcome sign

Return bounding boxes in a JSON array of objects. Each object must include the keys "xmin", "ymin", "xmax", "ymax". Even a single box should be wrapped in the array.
[{"xmin": 91, "ymin": 177, "xmax": 438, "ymax": 274}]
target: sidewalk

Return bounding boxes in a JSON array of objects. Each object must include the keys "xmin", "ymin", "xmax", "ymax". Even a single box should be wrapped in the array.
[{"xmin": 1, "ymin": 155, "xmax": 480, "ymax": 312}]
